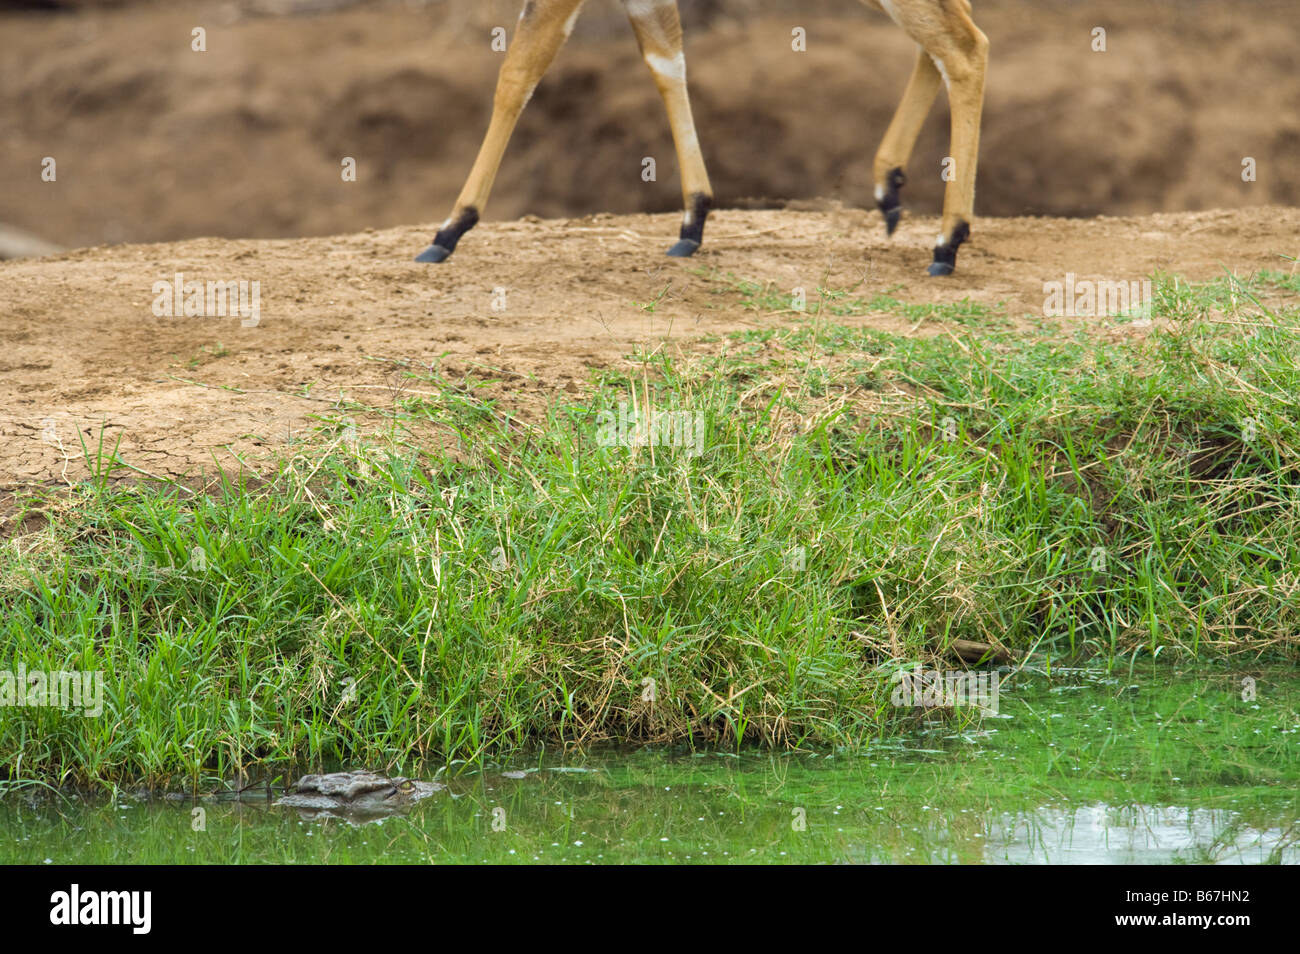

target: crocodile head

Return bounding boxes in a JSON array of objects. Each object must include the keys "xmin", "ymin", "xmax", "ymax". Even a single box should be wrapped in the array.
[{"xmin": 277, "ymin": 770, "xmax": 442, "ymax": 821}]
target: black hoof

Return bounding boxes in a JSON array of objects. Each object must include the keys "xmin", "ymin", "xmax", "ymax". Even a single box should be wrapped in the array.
[
  {"xmin": 876, "ymin": 167, "xmax": 906, "ymax": 238},
  {"xmin": 884, "ymin": 207, "xmax": 902, "ymax": 237},
  {"xmin": 927, "ymin": 220, "xmax": 970, "ymax": 278},
  {"xmin": 415, "ymin": 244, "xmax": 453, "ymax": 264},
  {"xmin": 414, "ymin": 207, "xmax": 479, "ymax": 265},
  {"xmin": 667, "ymin": 194, "xmax": 712, "ymax": 258}
]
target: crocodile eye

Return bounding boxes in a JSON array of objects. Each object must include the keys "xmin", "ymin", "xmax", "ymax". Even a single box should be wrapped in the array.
[{"xmin": 398, "ymin": 779, "xmax": 414, "ymax": 792}]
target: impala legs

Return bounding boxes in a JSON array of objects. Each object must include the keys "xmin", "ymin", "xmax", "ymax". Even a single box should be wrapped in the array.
[
  {"xmin": 873, "ymin": 48, "xmax": 943, "ymax": 238},
  {"xmin": 623, "ymin": 0, "xmax": 714, "ymax": 256},
  {"xmin": 869, "ymin": 0, "xmax": 988, "ymax": 276},
  {"xmin": 416, "ymin": 0, "xmax": 587, "ymax": 263},
  {"xmin": 421, "ymin": 0, "xmax": 987, "ymax": 272}
]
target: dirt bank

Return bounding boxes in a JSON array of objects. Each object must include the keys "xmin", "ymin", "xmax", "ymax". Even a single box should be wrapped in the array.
[{"xmin": 2, "ymin": 205, "xmax": 1297, "ymax": 492}]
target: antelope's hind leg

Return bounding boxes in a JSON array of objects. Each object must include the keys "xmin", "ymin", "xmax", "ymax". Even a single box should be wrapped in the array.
[
  {"xmin": 873, "ymin": 47, "xmax": 943, "ymax": 238},
  {"xmin": 416, "ymin": 0, "xmax": 587, "ymax": 264},
  {"xmin": 623, "ymin": 0, "xmax": 714, "ymax": 257}
]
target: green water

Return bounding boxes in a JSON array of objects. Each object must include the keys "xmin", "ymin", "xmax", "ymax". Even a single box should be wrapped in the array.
[{"xmin": 2, "ymin": 666, "xmax": 1296, "ymax": 864}]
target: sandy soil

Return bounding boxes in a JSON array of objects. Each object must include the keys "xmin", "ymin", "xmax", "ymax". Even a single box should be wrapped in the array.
[{"xmin": 3, "ymin": 205, "xmax": 1298, "ymax": 493}]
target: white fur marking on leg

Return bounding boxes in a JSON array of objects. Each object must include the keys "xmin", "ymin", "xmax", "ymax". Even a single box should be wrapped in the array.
[
  {"xmin": 931, "ymin": 56, "xmax": 951, "ymax": 91},
  {"xmin": 646, "ymin": 50, "xmax": 687, "ymax": 83},
  {"xmin": 624, "ymin": 0, "xmax": 670, "ymax": 16},
  {"xmin": 877, "ymin": 0, "xmax": 904, "ymax": 27},
  {"xmin": 562, "ymin": 6, "xmax": 581, "ymax": 37}
]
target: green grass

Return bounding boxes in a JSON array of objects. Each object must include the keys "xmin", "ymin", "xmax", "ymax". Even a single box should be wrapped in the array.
[
  {"xmin": 715, "ymin": 270, "xmax": 1006, "ymax": 327},
  {"xmin": 2, "ymin": 272, "xmax": 1298, "ymax": 788}
]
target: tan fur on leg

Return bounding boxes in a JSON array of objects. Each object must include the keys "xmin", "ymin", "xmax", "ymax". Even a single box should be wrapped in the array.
[
  {"xmin": 623, "ymin": 0, "xmax": 715, "ymax": 255},
  {"xmin": 873, "ymin": 47, "xmax": 943, "ymax": 236},
  {"xmin": 863, "ymin": 0, "xmax": 988, "ymax": 274},
  {"xmin": 417, "ymin": 0, "xmax": 587, "ymax": 261}
]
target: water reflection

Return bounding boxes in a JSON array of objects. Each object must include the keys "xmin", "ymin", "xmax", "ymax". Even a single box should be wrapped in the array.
[
  {"xmin": 986, "ymin": 804, "xmax": 1297, "ymax": 864},
  {"xmin": 2, "ymin": 779, "xmax": 1295, "ymax": 865}
]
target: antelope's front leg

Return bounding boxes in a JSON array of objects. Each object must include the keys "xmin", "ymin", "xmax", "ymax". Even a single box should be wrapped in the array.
[
  {"xmin": 416, "ymin": 0, "xmax": 587, "ymax": 264},
  {"xmin": 623, "ymin": 0, "xmax": 714, "ymax": 257}
]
